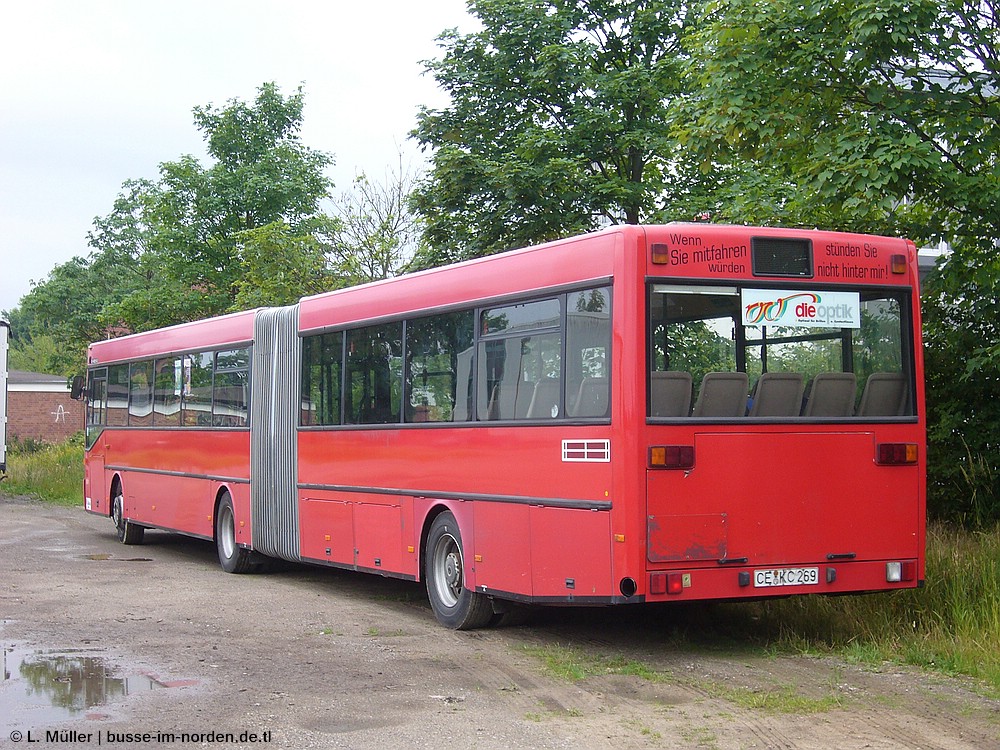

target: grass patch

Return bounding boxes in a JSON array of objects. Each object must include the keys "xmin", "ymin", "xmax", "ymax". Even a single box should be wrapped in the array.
[
  {"xmin": 699, "ymin": 682, "xmax": 844, "ymax": 714},
  {"xmin": 716, "ymin": 522, "xmax": 1000, "ymax": 696},
  {"xmin": 2, "ymin": 434, "xmax": 83, "ymax": 506},
  {"xmin": 521, "ymin": 643, "xmax": 662, "ymax": 682}
]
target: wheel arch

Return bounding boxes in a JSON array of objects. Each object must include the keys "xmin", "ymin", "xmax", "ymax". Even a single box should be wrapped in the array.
[
  {"xmin": 107, "ymin": 472, "xmax": 125, "ymax": 519},
  {"xmin": 417, "ymin": 500, "xmax": 475, "ymax": 586},
  {"xmin": 212, "ymin": 484, "xmax": 236, "ymax": 542}
]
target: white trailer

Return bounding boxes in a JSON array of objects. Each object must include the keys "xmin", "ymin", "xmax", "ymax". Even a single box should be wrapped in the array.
[{"xmin": 0, "ymin": 320, "xmax": 8, "ymax": 473}]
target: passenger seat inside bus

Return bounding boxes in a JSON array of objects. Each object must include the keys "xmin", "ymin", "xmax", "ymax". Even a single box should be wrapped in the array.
[
  {"xmin": 649, "ymin": 371, "xmax": 692, "ymax": 417},
  {"xmin": 571, "ymin": 377, "xmax": 609, "ymax": 418},
  {"xmin": 857, "ymin": 372, "xmax": 909, "ymax": 417},
  {"xmin": 692, "ymin": 372, "xmax": 749, "ymax": 418},
  {"xmin": 801, "ymin": 372, "xmax": 857, "ymax": 417},
  {"xmin": 748, "ymin": 372, "xmax": 805, "ymax": 417},
  {"xmin": 526, "ymin": 379, "xmax": 561, "ymax": 419}
]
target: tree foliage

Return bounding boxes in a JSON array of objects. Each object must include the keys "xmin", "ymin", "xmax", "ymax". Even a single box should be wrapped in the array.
[
  {"xmin": 679, "ymin": 0, "xmax": 999, "ymax": 247},
  {"xmin": 87, "ymin": 82, "xmax": 335, "ymax": 331},
  {"xmin": 7, "ymin": 83, "xmax": 346, "ymax": 375},
  {"xmin": 411, "ymin": 0, "xmax": 713, "ymax": 265}
]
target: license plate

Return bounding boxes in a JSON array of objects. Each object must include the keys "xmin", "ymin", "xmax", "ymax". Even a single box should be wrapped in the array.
[{"xmin": 753, "ymin": 567, "xmax": 820, "ymax": 588}]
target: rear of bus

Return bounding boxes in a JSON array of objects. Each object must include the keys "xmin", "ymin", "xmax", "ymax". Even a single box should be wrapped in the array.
[{"xmin": 640, "ymin": 224, "xmax": 925, "ymax": 602}]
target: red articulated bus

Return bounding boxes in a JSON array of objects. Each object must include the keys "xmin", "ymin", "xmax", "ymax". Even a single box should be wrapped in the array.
[{"xmin": 80, "ymin": 224, "xmax": 926, "ymax": 629}]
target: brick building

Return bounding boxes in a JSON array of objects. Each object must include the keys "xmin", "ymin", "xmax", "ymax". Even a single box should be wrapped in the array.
[{"xmin": 7, "ymin": 370, "xmax": 85, "ymax": 444}]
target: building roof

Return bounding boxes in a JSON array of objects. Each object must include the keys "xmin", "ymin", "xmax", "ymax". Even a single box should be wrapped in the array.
[{"xmin": 8, "ymin": 370, "xmax": 71, "ymax": 389}]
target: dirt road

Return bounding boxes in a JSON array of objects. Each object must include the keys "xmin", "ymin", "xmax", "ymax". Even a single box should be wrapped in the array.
[{"xmin": 1, "ymin": 494, "xmax": 997, "ymax": 749}]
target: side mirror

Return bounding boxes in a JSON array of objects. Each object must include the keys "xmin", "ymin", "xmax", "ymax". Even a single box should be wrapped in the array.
[{"xmin": 70, "ymin": 375, "xmax": 85, "ymax": 401}]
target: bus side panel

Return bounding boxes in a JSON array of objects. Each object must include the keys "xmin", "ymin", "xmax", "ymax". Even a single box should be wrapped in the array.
[
  {"xmin": 472, "ymin": 502, "xmax": 532, "ymax": 596},
  {"xmin": 529, "ymin": 507, "xmax": 613, "ymax": 598},
  {"xmin": 84, "ymin": 454, "xmax": 107, "ymax": 515},
  {"xmin": 299, "ymin": 427, "xmax": 614, "ymax": 597},
  {"xmin": 298, "ymin": 491, "xmax": 418, "ymax": 577},
  {"xmin": 299, "ymin": 495, "xmax": 354, "ymax": 564},
  {"xmin": 354, "ymin": 495, "xmax": 412, "ymax": 575}
]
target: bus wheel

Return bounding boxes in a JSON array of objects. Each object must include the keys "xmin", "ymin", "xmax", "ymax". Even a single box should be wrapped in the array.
[
  {"xmin": 111, "ymin": 488, "xmax": 144, "ymax": 545},
  {"xmin": 425, "ymin": 511, "xmax": 492, "ymax": 630},
  {"xmin": 215, "ymin": 493, "xmax": 254, "ymax": 574}
]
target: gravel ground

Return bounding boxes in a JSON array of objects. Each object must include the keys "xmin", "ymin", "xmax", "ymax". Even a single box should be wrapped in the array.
[{"xmin": 1, "ymin": 494, "xmax": 998, "ymax": 750}]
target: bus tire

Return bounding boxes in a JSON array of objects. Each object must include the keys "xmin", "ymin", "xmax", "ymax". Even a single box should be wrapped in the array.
[
  {"xmin": 112, "ymin": 487, "xmax": 144, "ymax": 545},
  {"xmin": 424, "ymin": 511, "xmax": 493, "ymax": 630},
  {"xmin": 215, "ymin": 492, "xmax": 254, "ymax": 574}
]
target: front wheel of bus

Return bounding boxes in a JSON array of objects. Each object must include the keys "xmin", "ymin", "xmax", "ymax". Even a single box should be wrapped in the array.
[
  {"xmin": 425, "ymin": 511, "xmax": 492, "ymax": 630},
  {"xmin": 112, "ymin": 488, "xmax": 144, "ymax": 545},
  {"xmin": 215, "ymin": 493, "xmax": 254, "ymax": 574}
]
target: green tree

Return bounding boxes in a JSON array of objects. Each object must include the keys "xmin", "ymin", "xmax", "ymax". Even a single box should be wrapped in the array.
[
  {"xmin": 89, "ymin": 82, "xmax": 335, "ymax": 331},
  {"xmin": 411, "ymin": 0, "xmax": 712, "ymax": 266},
  {"xmin": 231, "ymin": 220, "xmax": 340, "ymax": 309},
  {"xmin": 5, "ymin": 256, "xmax": 119, "ymax": 376},
  {"xmin": 921, "ymin": 258, "xmax": 1000, "ymax": 526},
  {"xmin": 679, "ymin": 0, "xmax": 998, "ymax": 246}
]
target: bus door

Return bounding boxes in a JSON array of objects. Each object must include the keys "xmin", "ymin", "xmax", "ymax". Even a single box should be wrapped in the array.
[{"xmin": 84, "ymin": 368, "xmax": 109, "ymax": 514}]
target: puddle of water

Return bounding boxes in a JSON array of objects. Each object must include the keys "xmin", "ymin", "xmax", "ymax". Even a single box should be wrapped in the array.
[
  {"xmin": 1, "ymin": 645, "xmax": 168, "ymax": 723},
  {"xmin": 80, "ymin": 554, "xmax": 153, "ymax": 562}
]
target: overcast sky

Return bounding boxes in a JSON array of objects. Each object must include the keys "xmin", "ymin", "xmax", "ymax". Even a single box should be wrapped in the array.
[{"xmin": 0, "ymin": 0, "xmax": 473, "ymax": 316}]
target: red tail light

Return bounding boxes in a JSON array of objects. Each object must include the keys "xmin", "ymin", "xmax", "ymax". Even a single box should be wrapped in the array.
[
  {"xmin": 649, "ymin": 445, "xmax": 694, "ymax": 469},
  {"xmin": 876, "ymin": 443, "xmax": 918, "ymax": 465}
]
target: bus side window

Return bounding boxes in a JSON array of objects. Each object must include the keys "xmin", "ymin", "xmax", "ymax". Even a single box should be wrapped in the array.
[
  {"xmin": 406, "ymin": 310, "xmax": 474, "ymax": 423},
  {"xmin": 153, "ymin": 358, "xmax": 181, "ymax": 427},
  {"xmin": 301, "ymin": 332, "xmax": 343, "ymax": 426},
  {"xmin": 213, "ymin": 348, "xmax": 249, "ymax": 427},
  {"xmin": 346, "ymin": 323, "xmax": 402, "ymax": 425},
  {"xmin": 107, "ymin": 364, "xmax": 129, "ymax": 426},
  {"xmin": 128, "ymin": 361, "xmax": 154, "ymax": 427},
  {"xmin": 566, "ymin": 286, "xmax": 611, "ymax": 419},
  {"xmin": 85, "ymin": 368, "xmax": 108, "ymax": 448},
  {"xmin": 182, "ymin": 352, "xmax": 213, "ymax": 426}
]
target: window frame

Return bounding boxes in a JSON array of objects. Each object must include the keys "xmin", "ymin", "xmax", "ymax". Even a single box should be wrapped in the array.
[{"xmin": 646, "ymin": 280, "xmax": 918, "ymax": 423}]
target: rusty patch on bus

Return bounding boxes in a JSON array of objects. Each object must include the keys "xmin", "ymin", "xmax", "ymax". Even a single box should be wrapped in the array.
[{"xmin": 647, "ymin": 513, "xmax": 728, "ymax": 562}]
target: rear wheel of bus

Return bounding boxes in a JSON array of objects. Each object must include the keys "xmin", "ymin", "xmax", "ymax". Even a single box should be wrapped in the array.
[
  {"xmin": 424, "ymin": 511, "xmax": 493, "ymax": 630},
  {"xmin": 215, "ymin": 492, "xmax": 254, "ymax": 574}
]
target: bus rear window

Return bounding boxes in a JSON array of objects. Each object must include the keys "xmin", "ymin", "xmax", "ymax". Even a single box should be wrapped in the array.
[{"xmin": 648, "ymin": 284, "xmax": 914, "ymax": 420}]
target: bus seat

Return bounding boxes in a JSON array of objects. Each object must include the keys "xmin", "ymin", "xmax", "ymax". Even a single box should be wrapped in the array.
[
  {"xmin": 571, "ymin": 377, "xmax": 609, "ymax": 418},
  {"xmin": 485, "ymin": 384, "xmax": 501, "ymax": 420},
  {"xmin": 857, "ymin": 372, "xmax": 909, "ymax": 417},
  {"xmin": 692, "ymin": 372, "xmax": 748, "ymax": 418},
  {"xmin": 802, "ymin": 372, "xmax": 857, "ymax": 417},
  {"xmin": 649, "ymin": 371, "xmax": 692, "ymax": 417},
  {"xmin": 514, "ymin": 379, "xmax": 535, "ymax": 419},
  {"xmin": 526, "ymin": 379, "xmax": 561, "ymax": 419},
  {"xmin": 748, "ymin": 372, "xmax": 805, "ymax": 417}
]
